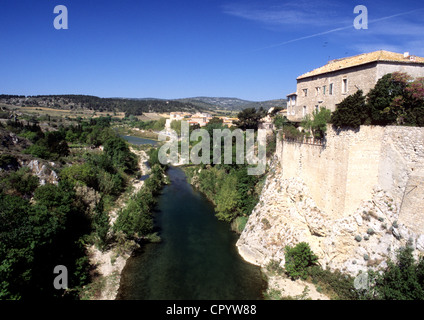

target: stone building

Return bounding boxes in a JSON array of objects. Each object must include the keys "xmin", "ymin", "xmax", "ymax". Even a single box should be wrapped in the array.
[{"xmin": 287, "ymin": 50, "xmax": 424, "ymax": 122}]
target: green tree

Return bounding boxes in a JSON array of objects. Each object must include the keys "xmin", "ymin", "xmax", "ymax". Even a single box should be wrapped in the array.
[
  {"xmin": 367, "ymin": 246, "xmax": 424, "ymax": 300},
  {"xmin": 235, "ymin": 108, "xmax": 263, "ymax": 130},
  {"xmin": 103, "ymin": 137, "xmax": 138, "ymax": 174},
  {"xmin": 273, "ymin": 114, "xmax": 288, "ymax": 130},
  {"xmin": 284, "ymin": 242, "xmax": 318, "ymax": 280},
  {"xmin": 215, "ymin": 174, "xmax": 240, "ymax": 222},
  {"xmin": 331, "ymin": 90, "xmax": 368, "ymax": 129},
  {"xmin": 302, "ymin": 107, "xmax": 331, "ymax": 139},
  {"xmin": 367, "ymin": 73, "xmax": 409, "ymax": 125},
  {"xmin": 1, "ymin": 167, "xmax": 39, "ymax": 197},
  {"xmin": 60, "ymin": 163, "xmax": 98, "ymax": 189}
]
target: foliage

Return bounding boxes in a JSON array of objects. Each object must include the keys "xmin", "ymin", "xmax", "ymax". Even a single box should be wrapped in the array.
[
  {"xmin": 331, "ymin": 73, "xmax": 424, "ymax": 128},
  {"xmin": 281, "ymin": 124, "xmax": 303, "ymax": 141},
  {"xmin": 273, "ymin": 114, "xmax": 288, "ymax": 130},
  {"xmin": 365, "ymin": 246, "xmax": 424, "ymax": 300},
  {"xmin": 284, "ymin": 242, "xmax": 318, "ymax": 280},
  {"xmin": 103, "ymin": 136, "xmax": 138, "ymax": 174},
  {"xmin": 367, "ymin": 73, "xmax": 409, "ymax": 125},
  {"xmin": 1, "ymin": 94, "xmax": 201, "ymax": 115},
  {"xmin": 23, "ymin": 130, "xmax": 70, "ymax": 160},
  {"xmin": 60, "ymin": 163, "xmax": 98, "ymax": 189},
  {"xmin": 214, "ymin": 174, "xmax": 241, "ymax": 222},
  {"xmin": 0, "ymin": 167, "xmax": 39, "ymax": 197},
  {"xmin": 331, "ymin": 90, "xmax": 368, "ymax": 129},
  {"xmin": 113, "ymin": 164, "xmax": 165, "ymax": 239},
  {"xmin": 234, "ymin": 107, "xmax": 265, "ymax": 130},
  {"xmin": 0, "ymin": 181, "xmax": 91, "ymax": 299},
  {"xmin": 307, "ymin": 266, "xmax": 358, "ymax": 300},
  {"xmin": 301, "ymin": 107, "xmax": 331, "ymax": 139}
]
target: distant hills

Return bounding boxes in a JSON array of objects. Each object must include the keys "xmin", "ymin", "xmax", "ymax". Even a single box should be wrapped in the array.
[
  {"xmin": 0, "ymin": 94, "xmax": 287, "ymax": 115},
  {"xmin": 175, "ymin": 97, "xmax": 287, "ymax": 112}
]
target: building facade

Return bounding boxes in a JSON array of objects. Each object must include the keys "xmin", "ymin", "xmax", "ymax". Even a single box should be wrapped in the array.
[{"xmin": 287, "ymin": 50, "xmax": 424, "ymax": 122}]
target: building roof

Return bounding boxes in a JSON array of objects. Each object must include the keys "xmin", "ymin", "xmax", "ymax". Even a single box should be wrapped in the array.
[
  {"xmin": 287, "ymin": 92, "xmax": 297, "ymax": 97},
  {"xmin": 297, "ymin": 50, "xmax": 424, "ymax": 80}
]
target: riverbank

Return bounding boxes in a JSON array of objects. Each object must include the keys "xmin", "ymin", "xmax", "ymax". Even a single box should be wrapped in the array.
[{"xmin": 82, "ymin": 147, "xmax": 151, "ymax": 300}]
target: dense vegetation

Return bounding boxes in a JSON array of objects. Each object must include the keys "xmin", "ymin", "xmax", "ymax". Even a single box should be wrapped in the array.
[
  {"xmin": 0, "ymin": 116, "xmax": 165, "ymax": 299},
  {"xmin": 113, "ymin": 148, "xmax": 166, "ymax": 239},
  {"xmin": 364, "ymin": 246, "xmax": 424, "ymax": 300},
  {"xmin": 183, "ymin": 114, "xmax": 266, "ymax": 231},
  {"xmin": 234, "ymin": 107, "xmax": 267, "ymax": 130},
  {"xmin": 0, "ymin": 94, "xmax": 201, "ymax": 116},
  {"xmin": 331, "ymin": 72, "xmax": 424, "ymax": 128}
]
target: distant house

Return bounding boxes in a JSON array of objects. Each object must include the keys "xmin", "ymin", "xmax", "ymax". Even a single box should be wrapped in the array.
[
  {"xmin": 287, "ymin": 50, "xmax": 424, "ymax": 122},
  {"xmin": 165, "ymin": 112, "xmax": 192, "ymax": 130},
  {"xmin": 189, "ymin": 113, "xmax": 212, "ymax": 127}
]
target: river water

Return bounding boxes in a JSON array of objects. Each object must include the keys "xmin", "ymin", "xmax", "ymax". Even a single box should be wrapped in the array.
[
  {"xmin": 116, "ymin": 136, "xmax": 265, "ymax": 300},
  {"xmin": 121, "ymin": 135, "xmax": 159, "ymax": 146}
]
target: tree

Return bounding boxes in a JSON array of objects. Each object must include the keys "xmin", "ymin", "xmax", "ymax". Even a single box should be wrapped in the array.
[
  {"xmin": 331, "ymin": 90, "xmax": 368, "ymax": 129},
  {"xmin": 302, "ymin": 107, "xmax": 331, "ymax": 138},
  {"xmin": 103, "ymin": 137, "xmax": 138, "ymax": 174},
  {"xmin": 235, "ymin": 108, "xmax": 263, "ymax": 130},
  {"xmin": 367, "ymin": 73, "xmax": 410, "ymax": 125},
  {"xmin": 284, "ymin": 242, "xmax": 318, "ymax": 280},
  {"xmin": 273, "ymin": 114, "xmax": 288, "ymax": 130},
  {"xmin": 402, "ymin": 77, "xmax": 424, "ymax": 126},
  {"xmin": 366, "ymin": 246, "xmax": 424, "ymax": 300},
  {"xmin": 215, "ymin": 174, "xmax": 240, "ymax": 222}
]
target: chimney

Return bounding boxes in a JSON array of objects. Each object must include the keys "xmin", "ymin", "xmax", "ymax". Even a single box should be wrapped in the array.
[{"xmin": 404, "ymin": 52, "xmax": 410, "ymax": 58}]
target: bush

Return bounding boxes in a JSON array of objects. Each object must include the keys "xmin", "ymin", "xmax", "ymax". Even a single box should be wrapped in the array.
[
  {"xmin": 308, "ymin": 266, "xmax": 358, "ymax": 300},
  {"xmin": 302, "ymin": 107, "xmax": 331, "ymax": 139},
  {"xmin": 366, "ymin": 246, "xmax": 424, "ymax": 300},
  {"xmin": 1, "ymin": 167, "xmax": 39, "ymax": 197},
  {"xmin": 284, "ymin": 242, "xmax": 318, "ymax": 280},
  {"xmin": 331, "ymin": 90, "xmax": 368, "ymax": 128}
]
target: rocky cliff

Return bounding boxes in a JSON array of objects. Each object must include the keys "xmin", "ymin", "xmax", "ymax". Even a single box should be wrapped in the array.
[{"xmin": 237, "ymin": 126, "xmax": 424, "ymax": 277}]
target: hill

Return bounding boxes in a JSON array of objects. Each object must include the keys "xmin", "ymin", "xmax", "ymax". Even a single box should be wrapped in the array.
[
  {"xmin": 0, "ymin": 95, "xmax": 202, "ymax": 116},
  {"xmin": 176, "ymin": 97, "xmax": 287, "ymax": 112},
  {"xmin": 0, "ymin": 94, "xmax": 287, "ymax": 116}
]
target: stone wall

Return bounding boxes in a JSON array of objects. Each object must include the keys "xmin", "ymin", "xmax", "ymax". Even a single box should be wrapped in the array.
[
  {"xmin": 277, "ymin": 125, "xmax": 424, "ymax": 226},
  {"xmin": 237, "ymin": 125, "xmax": 424, "ymax": 276}
]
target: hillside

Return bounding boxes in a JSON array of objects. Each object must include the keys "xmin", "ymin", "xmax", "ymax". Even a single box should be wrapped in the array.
[
  {"xmin": 0, "ymin": 95, "xmax": 202, "ymax": 116},
  {"xmin": 176, "ymin": 97, "xmax": 287, "ymax": 112},
  {"xmin": 0, "ymin": 94, "xmax": 287, "ymax": 117}
]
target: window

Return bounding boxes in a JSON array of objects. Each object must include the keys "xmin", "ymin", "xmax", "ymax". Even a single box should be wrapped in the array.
[
  {"xmin": 342, "ymin": 78, "xmax": 348, "ymax": 94},
  {"xmin": 303, "ymin": 106, "xmax": 307, "ymax": 116},
  {"xmin": 303, "ymin": 89, "xmax": 308, "ymax": 97},
  {"xmin": 315, "ymin": 105, "xmax": 319, "ymax": 113},
  {"xmin": 323, "ymin": 85, "xmax": 326, "ymax": 95},
  {"xmin": 329, "ymin": 83, "xmax": 334, "ymax": 95},
  {"xmin": 315, "ymin": 87, "xmax": 320, "ymax": 96}
]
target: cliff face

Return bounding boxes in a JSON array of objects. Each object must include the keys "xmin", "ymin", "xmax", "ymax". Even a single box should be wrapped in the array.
[{"xmin": 237, "ymin": 126, "xmax": 424, "ymax": 276}]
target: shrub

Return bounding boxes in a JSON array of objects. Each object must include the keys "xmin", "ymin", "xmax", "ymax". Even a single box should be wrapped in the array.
[
  {"xmin": 284, "ymin": 242, "xmax": 318, "ymax": 280},
  {"xmin": 302, "ymin": 107, "xmax": 331, "ymax": 139},
  {"xmin": 308, "ymin": 266, "xmax": 358, "ymax": 300},
  {"xmin": 366, "ymin": 246, "xmax": 424, "ymax": 300},
  {"xmin": 331, "ymin": 90, "xmax": 368, "ymax": 128}
]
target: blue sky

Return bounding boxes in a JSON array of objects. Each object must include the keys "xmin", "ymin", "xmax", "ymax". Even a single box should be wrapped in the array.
[{"xmin": 1, "ymin": 0, "xmax": 423, "ymax": 101}]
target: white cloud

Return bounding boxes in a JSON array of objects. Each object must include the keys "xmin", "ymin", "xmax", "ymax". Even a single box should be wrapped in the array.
[{"xmin": 222, "ymin": 0, "xmax": 349, "ymax": 28}]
